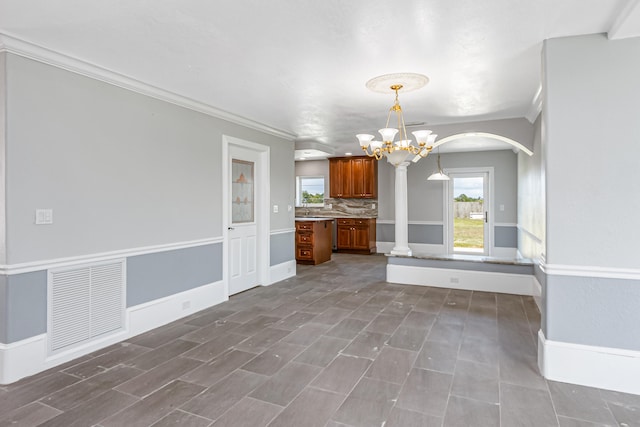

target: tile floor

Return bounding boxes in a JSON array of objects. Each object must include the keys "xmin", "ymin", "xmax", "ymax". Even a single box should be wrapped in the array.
[{"xmin": 1, "ymin": 253, "xmax": 639, "ymax": 426}]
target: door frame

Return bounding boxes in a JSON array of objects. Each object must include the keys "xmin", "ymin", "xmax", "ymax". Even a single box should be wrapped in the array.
[
  {"xmin": 443, "ymin": 167, "xmax": 494, "ymax": 256},
  {"xmin": 222, "ymin": 135, "xmax": 270, "ymax": 296}
]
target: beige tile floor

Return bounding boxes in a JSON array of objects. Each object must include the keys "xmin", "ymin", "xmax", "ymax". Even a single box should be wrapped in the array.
[{"xmin": 1, "ymin": 253, "xmax": 638, "ymax": 426}]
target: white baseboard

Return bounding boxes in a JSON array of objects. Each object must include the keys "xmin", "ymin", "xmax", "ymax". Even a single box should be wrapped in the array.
[
  {"xmin": 386, "ymin": 264, "xmax": 535, "ymax": 296},
  {"xmin": 538, "ymin": 330, "xmax": 640, "ymax": 395},
  {"xmin": 532, "ymin": 276, "xmax": 542, "ymax": 312},
  {"xmin": 0, "ymin": 280, "xmax": 227, "ymax": 385},
  {"xmin": 128, "ymin": 280, "xmax": 227, "ymax": 336},
  {"xmin": 0, "ymin": 335, "xmax": 47, "ymax": 385},
  {"xmin": 268, "ymin": 260, "xmax": 296, "ymax": 285}
]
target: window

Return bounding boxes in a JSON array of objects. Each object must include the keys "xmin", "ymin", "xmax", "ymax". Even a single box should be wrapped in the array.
[{"xmin": 296, "ymin": 176, "xmax": 325, "ymax": 207}]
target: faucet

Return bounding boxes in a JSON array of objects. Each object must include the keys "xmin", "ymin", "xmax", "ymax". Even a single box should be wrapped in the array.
[{"xmin": 302, "ymin": 202, "xmax": 310, "ymax": 216}]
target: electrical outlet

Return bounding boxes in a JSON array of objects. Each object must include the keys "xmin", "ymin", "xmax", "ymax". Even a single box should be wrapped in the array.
[
  {"xmin": 273, "ymin": 205, "xmax": 279, "ymax": 213},
  {"xmin": 35, "ymin": 209, "xmax": 53, "ymax": 225},
  {"xmin": 372, "ymin": 203, "xmax": 376, "ymax": 209}
]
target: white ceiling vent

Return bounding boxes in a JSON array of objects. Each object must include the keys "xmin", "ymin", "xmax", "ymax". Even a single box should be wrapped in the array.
[{"xmin": 48, "ymin": 260, "xmax": 125, "ymax": 354}]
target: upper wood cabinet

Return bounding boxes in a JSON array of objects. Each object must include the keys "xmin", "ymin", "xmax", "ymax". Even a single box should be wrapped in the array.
[
  {"xmin": 329, "ymin": 158, "xmax": 352, "ymax": 198},
  {"xmin": 329, "ymin": 156, "xmax": 377, "ymax": 198}
]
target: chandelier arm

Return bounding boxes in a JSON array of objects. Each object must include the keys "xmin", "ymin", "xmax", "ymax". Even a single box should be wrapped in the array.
[{"xmin": 361, "ymin": 146, "xmax": 377, "ymax": 158}]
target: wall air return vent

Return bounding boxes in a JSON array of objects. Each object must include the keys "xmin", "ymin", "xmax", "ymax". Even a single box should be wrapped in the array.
[{"xmin": 48, "ymin": 260, "xmax": 125, "ymax": 354}]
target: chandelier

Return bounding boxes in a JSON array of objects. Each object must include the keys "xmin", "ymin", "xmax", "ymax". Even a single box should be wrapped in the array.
[{"xmin": 356, "ymin": 73, "xmax": 437, "ymax": 166}]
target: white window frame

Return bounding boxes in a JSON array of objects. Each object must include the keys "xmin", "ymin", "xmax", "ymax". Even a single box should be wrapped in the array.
[{"xmin": 296, "ymin": 175, "xmax": 325, "ymax": 207}]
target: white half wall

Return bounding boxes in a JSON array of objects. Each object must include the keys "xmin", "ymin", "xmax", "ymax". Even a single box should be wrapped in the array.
[{"xmin": 387, "ymin": 264, "xmax": 538, "ymax": 296}]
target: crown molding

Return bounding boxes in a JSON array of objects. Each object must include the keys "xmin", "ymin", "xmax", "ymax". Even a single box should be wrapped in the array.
[
  {"xmin": 608, "ymin": 0, "xmax": 640, "ymax": 40},
  {"xmin": 0, "ymin": 32, "xmax": 295, "ymax": 141},
  {"xmin": 525, "ymin": 84, "xmax": 542, "ymax": 123}
]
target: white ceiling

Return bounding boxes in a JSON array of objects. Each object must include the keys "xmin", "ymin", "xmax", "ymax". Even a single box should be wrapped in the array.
[{"xmin": 1, "ymin": 0, "xmax": 639, "ymax": 158}]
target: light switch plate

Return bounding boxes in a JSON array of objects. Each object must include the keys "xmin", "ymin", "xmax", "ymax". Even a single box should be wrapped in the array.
[{"xmin": 273, "ymin": 205, "xmax": 279, "ymax": 213}]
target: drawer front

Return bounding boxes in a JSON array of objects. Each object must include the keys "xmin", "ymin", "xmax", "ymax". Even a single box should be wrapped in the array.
[
  {"xmin": 296, "ymin": 247, "xmax": 314, "ymax": 260},
  {"xmin": 354, "ymin": 219, "xmax": 370, "ymax": 226},
  {"xmin": 296, "ymin": 232, "xmax": 314, "ymax": 245},
  {"xmin": 337, "ymin": 218, "xmax": 355, "ymax": 226},
  {"xmin": 296, "ymin": 222, "xmax": 314, "ymax": 231}
]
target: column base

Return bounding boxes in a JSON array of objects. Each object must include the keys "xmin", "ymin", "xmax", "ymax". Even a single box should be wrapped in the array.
[{"xmin": 390, "ymin": 247, "xmax": 412, "ymax": 257}]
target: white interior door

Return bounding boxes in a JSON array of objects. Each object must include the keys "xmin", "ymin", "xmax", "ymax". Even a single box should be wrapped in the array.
[{"xmin": 228, "ymin": 145, "xmax": 259, "ymax": 294}]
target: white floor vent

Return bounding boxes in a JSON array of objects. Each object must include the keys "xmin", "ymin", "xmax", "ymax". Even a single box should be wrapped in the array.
[{"xmin": 48, "ymin": 260, "xmax": 125, "ymax": 354}]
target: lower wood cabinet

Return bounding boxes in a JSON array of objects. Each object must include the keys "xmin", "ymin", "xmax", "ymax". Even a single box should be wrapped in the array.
[
  {"xmin": 336, "ymin": 218, "xmax": 376, "ymax": 254},
  {"xmin": 295, "ymin": 219, "xmax": 333, "ymax": 265}
]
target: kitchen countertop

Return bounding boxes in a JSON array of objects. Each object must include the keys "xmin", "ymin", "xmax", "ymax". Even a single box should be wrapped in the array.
[{"xmin": 294, "ymin": 217, "xmax": 335, "ymax": 221}]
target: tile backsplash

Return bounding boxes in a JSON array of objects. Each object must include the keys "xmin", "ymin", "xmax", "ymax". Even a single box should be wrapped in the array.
[{"xmin": 295, "ymin": 198, "xmax": 378, "ymax": 218}]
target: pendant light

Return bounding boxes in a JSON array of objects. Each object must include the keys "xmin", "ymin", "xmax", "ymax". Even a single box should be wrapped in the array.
[{"xmin": 427, "ymin": 148, "xmax": 450, "ymax": 181}]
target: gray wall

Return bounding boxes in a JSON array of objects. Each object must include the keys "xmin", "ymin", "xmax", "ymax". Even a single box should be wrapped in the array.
[
  {"xmin": 0, "ymin": 271, "xmax": 48, "ymax": 343},
  {"xmin": 377, "ymin": 223, "xmax": 443, "ymax": 245},
  {"xmin": 545, "ymin": 34, "xmax": 640, "ymax": 269},
  {"xmin": 546, "ymin": 274, "xmax": 640, "ymax": 351},
  {"xmin": 376, "ymin": 149, "xmax": 519, "ymax": 250},
  {"xmin": 542, "ymin": 34, "xmax": 640, "ymax": 351},
  {"xmin": 294, "ymin": 159, "xmax": 329, "ymax": 194},
  {"xmin": 517, "ymin": 114, "xmax": 545, "ymax": 260},
  {"xmin": 270, "ymin": 232, "xmax": 295, "ymax": 266},
  {"xmin": 378, "ymin": 149, "xmax": 518, "ymax": 225},
  {"xmin": 0, "ymin": 52, "xmax": 6, "ymax": 265},
  {"xmin": 1, "ymin": 52, "xmax": 296, "ymax": 343},
  {"xmin": 127, "ymin": 243, "xmax": 223, "ymax": 307},
  {"xmin": 4, "ymin": 53, "xmax": 294, "ymax": 265}
]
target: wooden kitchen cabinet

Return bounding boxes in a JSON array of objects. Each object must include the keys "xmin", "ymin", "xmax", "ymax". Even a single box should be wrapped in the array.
[
  {"xmin": 329, "ymin": 157, "xmax": 377, "ymax": 198},
  {"xmin": 295, "ymin": 219, "xmax": 333, "ymax": 265},
  {"xmin": 329, "ymin": 158, "xmax": 352, "ymax": 198},
  {"xmin": 336, "ymin": 218, "xmax": 376, "ymax": 254}
]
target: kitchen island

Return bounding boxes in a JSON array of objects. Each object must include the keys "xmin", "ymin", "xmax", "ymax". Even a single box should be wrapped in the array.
[{"xmin": 295, "ymin": 217, "xmax": 333, "ymax": 265}]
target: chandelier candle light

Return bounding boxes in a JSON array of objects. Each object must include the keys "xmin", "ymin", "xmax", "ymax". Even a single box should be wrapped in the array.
[{"xmin": 356, "ymin": 73, "xmax": 439, "ymax": 256}]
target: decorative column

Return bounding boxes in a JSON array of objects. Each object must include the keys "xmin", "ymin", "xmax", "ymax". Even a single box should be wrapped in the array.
[{"xmin": 390, "ymin": 161, "xmax": 412, "ymax": 256}]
